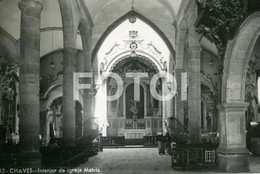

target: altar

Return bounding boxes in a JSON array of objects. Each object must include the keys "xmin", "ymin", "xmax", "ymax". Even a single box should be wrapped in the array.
[
  {"xmin": 124, "ymin": 130, "xmax": 146, "ymax": 139},
  {"xmin": 107, "ymin": 117, "xmax": 162, "ymax": 144},
  {"xmin": 105, "ymin": 69, "xmax": 163, "ymax": 142}
]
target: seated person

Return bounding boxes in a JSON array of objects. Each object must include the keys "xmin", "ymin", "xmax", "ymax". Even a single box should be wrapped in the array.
[{"xmin": 47, "ymin": 138, "xmax": 59, "ymax": 150}]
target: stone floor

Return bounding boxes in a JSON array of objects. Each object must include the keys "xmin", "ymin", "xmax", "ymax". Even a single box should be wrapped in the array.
[{"xmin": 78, "ymin": 148, "xmax": 260, "ymax": 174}]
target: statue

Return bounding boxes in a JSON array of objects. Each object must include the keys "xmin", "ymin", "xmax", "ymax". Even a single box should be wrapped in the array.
[
  {"xmin": 129, "ymin": 98, "xmax": 138, "ymax": 115},
  {"xmin": 206, "ymin": 112, "xmax": 212, "ymax": 131}
]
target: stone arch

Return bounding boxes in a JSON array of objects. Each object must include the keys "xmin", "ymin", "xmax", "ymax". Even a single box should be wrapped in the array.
[
  {"xmin": 222, "ymin": 12, "xmax": 260, "ymax": 103},
  {"xmin": 216, "ymin": 12, "xmax": 260, "ymax": 172},
  {"xmin": 46, "ymin": 94, "xmax": 63, "ymax": 110},
  {"xmin": 78, "ymin": 19, "xmax": 92, "ymax": 70},
  {"xmin": 58, "ymin": 0, "xmax": 77, "ymax": 48},
  {"xmin": 0, "ymin": 28, "xmax": 18, "ymax": 63},
  {"xmin": 92, "ymin": 10, "xmax": 175, "ymax": 65},
  {"xmin": 105, "ymin": 53, "xmax": 162, "ymax": 74},
  {"xmin": 42, "ymin": 82, "xmax": 63, "ymax": 100},
  {"xmin": 176, "ymin": 18, "xmax": 189, "ymax": 69}
]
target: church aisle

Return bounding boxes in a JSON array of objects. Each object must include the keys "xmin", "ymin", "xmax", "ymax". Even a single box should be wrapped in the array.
[
  {"xmin": 78, "ymin": 148, "xmax": 235, "ymax": 174},
  {"xmin": 249, "ymin": 156, "xmax": 260, "ymax": 173}
]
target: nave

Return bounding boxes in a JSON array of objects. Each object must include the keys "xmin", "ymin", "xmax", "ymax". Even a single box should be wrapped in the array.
[{"xmin": 2, "ymin": 0, "xmax": 260, "ymax": 172}]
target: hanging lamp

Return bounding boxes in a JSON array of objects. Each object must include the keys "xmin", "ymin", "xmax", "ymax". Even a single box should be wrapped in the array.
[
  {"xmin": 128, "ymin": 0, "xmax": 136, "ymax": 23},
  {"xmin": 49, "ymin": 29, "xmax": 55, "ymax": 68}
]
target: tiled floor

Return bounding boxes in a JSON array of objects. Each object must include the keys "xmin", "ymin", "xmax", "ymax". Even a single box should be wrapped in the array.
[
  {"xmin": 250, "ymin": 155, "xmax": 260, "ymax": 173},
  {"xmin": 78, "ymin": 148, "xmax": 260, "ymax": 174}
]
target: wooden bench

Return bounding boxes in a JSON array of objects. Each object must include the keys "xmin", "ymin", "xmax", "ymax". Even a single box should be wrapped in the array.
[{"xmin": 171, "ymin": 144, "xmax": 218, "ymax": 169}]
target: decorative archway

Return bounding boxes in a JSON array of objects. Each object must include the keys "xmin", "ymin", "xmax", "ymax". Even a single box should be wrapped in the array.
[
  {"xmin": 222, "ymin": 12, "xmax": 260, "ymax": 102},
  {"xmin": 92, "ymin": 10, "xmax": 175, "ymax": 65},
  {"xmin": 93, "ymin": 6, "xmax": 175, "ymax": 138},
  {"xmin": 217, "ymin": 12, "xmax": 260, "ymax": 172}
]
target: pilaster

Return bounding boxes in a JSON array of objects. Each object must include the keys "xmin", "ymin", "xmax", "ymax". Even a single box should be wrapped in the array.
[
  {"xmin": 175, "ymin": 69, "xmax": 185, "ymax": 125},
  {"xmin": 187, "ymin": 46, "xmax": 201, "ymax": 144},
  {"xmin": 217, "ymin": 102, "xmax": 250, "ymax": 172}
]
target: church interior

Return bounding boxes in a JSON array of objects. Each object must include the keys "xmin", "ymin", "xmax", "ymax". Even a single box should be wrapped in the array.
[{"xmin": 0, "ymin": 0, "xmax": 260, "ymax": 173}]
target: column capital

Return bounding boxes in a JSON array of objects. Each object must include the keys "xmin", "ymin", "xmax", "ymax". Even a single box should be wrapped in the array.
[
  {"xmin": 18, "ymin": 0, "xmax": 43, "ymax": 11},
  {"xmin": 187, "ymin": 46, "xmax": 202, "ymax": 53},
  {"xmin": 217, "ymin": 102, "xmax": 249, "ymax": 112},
  {"xmin": 63, "ymin": 47, "xmax": 79, "ymax": 54}
]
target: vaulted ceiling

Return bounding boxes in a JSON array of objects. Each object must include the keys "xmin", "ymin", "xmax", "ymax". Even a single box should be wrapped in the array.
[
  {"xmin": 0, "ymin": 0, "xmax": 184, "ymax": 61},
  {"xmin": 84, "ymin": 0, "xmax": 182, "ymax": 21},
  {"xmin": 0, "ymin": 0, "xmax": 183, "ymax": 40}
]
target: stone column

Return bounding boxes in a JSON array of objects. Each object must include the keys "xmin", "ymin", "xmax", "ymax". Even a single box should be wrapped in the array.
[
  {"xmin": 82, "ymin": 78, "xmax": 93, "ymax": 137},
  {"xmin": 94, "ymin": 82, "xmax": 107, "ymax": 136},
  {"xmin": 162, "ymin": 80, "xmax": 175, "ymax": 134},
  {"xmin": 187, "ymin": 46, "xmax": 201, "ymax": 144},
  {"xmin": 175, "ymin": 69, "xmax": 185, "ymax": 125},
  {"xmin": 63, "ymin": 48, "xmax": 77, "ymax": 147},
  {"xmin": 82, "ymin": 33, "xmax": 93, "ymax": 138},
  {"xmin": 18, "ymin": 0, "xmax": 42, "ymax": 167},
  {"xmin": 217, "ymin": 103, "xmax": 250, "ymax": 172},
  {"xmin": 75, "ymin": 51, "xmax": 82, "ymax": 139}
]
